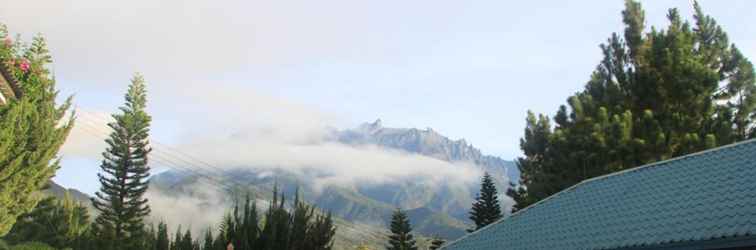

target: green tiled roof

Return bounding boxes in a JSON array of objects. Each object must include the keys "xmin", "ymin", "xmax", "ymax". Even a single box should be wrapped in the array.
[{"xmin": 443, "ymin": 140, "xmax": 756, "ymax": 250}]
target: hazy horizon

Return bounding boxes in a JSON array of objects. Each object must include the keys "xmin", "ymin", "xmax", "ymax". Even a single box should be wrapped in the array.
[{"xmin": 1, "ymin": 0, "xmax": 754, "ymax": 194}]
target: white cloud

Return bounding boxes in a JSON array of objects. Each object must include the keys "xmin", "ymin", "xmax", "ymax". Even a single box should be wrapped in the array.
[
  {"xmin": 144, "ymin": 182, "xmax": 230, "ymax": 236},
  {"xmin": 59, "ymin": 83, "xmax": 484, "ymax": 192}
]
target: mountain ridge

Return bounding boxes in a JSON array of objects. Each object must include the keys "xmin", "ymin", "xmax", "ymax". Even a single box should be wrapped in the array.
[{"xmin": 150, "ymin": 120, "xmax": 517, "ymax": 241}]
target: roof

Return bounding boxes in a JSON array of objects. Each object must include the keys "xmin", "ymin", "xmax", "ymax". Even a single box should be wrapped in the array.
[{"xmin": 443, "ymin": 139, "xmax": 756, "ymax": 250}]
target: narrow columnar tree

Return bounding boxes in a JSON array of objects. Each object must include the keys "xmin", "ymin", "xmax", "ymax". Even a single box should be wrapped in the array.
[
  {"xmin": 209, "ymin": 189, "xmax": 335, "ymax": 250},
  {"xmin": 0, "ymin": 24, "xmax": 74, "ymax": 236},
  {"xmin": 156, "ymin": 222, "xmax": 170, "ymax": 250},
  {"xmin": 307, "ymin": 211, "xmax": 336, "ymax": 250},
  {"xmin": 91, "ymin": 74, "xmax": 152, "ymax": 250},
  {"xmin": 386, "ymin": 209, "xmax": 417, "ymax": 250},
  {"xmin": 202, "ymin": 229, "xmax": 213, "ymax": 250},
  {"xmin": 469, "ymin": 172, "xmax": 503, "ymax": 232}
]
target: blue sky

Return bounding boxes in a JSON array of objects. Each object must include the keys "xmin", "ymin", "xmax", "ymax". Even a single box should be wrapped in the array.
[{"xmin": 1, "ymin": 0, "xmax": 754, "ymax": 194}]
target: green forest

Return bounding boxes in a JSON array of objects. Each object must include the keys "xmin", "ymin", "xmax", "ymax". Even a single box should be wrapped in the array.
[{"xmin": 0, "ymin": 0, "xmax": 754, "ymax": 249}]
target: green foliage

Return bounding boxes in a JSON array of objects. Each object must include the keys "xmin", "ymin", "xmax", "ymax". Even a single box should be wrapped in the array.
[
  {"xmin": 428, "ymin": 236, "xmax": 445, "ymax": 250},
  {"xmin": 190, "ymin": 188, "xmax": 337, "ymax": 250},
  {"xmin": 0, "ymin": 24, "xmax": 74, "ymax": 236},
  {"xmin": 202, "ymin": 229, "xmax": 213, "ymax": 250},
  {"xmin": 90, "ymin": 74, "xmax": 153, "ymax": 250},
  {"xmin": 508, "ymin": 0, "xmax": 756, "ymax": 212},
  {"xmin": 7, "ymin": 242, "xmax": 56, "ymax": 250},
  {"xmin": 354, "ymin": 244, "xmax": 371, "ymax": 250},
  {"xmin": 468, "ymin": 172, "xmax": 503, "ymax": 232},
  {"xmin": 2, "ymin": 193, "xmax": 90, "ymax": 249},
  {"xmin": 386, "ymin": 209, "xmax": 417, "ymax": 250},
  {"xmin": 156, "ymin": 222, "xmax": 170, "ymax": 250}
]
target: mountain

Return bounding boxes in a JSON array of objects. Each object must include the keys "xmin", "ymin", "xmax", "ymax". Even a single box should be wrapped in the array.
[
  {"xmin": 150, "ymin": 120, "xmax": 517, "ymax": 242},
  {"xmin": 337, "ymin": 119, "xmax": 518, "ymax": 183},
  {"xmin": 43, "ymin": 181, "xmax": 91, "ymax": 205},
  {"xmin": 41, "ymin": 180, "xmax": 402, "ymax": 250},
  {"xmin": 334, "ymin": 119, "xmax": 517, "ymax": 218}
]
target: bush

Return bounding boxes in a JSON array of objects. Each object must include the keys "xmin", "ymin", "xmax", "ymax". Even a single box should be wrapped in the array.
[{"xmin": 8, "ymin": 242, "xmax": 56, "ymax": 250}]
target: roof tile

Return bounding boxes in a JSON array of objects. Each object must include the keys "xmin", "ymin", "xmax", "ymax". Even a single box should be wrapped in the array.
[{"xmin": 443, "ymin": 140, "xmax": 756, "ymax": 250}]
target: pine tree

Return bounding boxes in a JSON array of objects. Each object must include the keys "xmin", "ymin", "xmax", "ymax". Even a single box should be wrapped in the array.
[
  {"xmin": 429, "ymin": 236, "xmax": 445, "ymax": 250},
  {"xmin": 202, "ymin": 229, "xmax": 213, "ymax": 250},
  {"xmin": 208, "ymin": 188, "xmax": 336, "ymax": 250},
  {"xmin": 258, "ymin": 188, "xmax": 290, "ymax": 250},
  {"xmin": 180, "ymin": 229, "xmax": 194, "ymax": 250},
  {"xmin": 156, "ymin": 222, "xmax": 170, "ymax": 250},
  {"xmin": 171, "ymin": 227, "xmax": 183, "ymax": 250},
  {"xmin": 468, "ymin": 172, "xmax": 503, "ymax": 232},
  {"xmin": 0, "ymin": 25, "xmax": 74, "ymax": 236},
  {"xmin": 386, "ymin": 209, "xmax": 417, "ymax": 250},
  {"xmin": 306, "ymin": 212, "xmax": 335, "ymax": 250},
  {"xmin": 91, "ymin": 74, "xmax": 153, "ymax": 250},
  {"xmin": 289, "ymin": 190, "xmax": 313, "ymax": 250},
  {"xmin": 144, "ymin": 224, "xmax": 157, "ymax": 250},
  {"xmin": 508, "ymin": 0, "xmax": 756, "ymax": 212}
]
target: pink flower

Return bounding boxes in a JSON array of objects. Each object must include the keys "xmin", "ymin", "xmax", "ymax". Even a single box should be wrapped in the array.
[
  {"xmin": 19, "ymin": 59, "xmax": 30, "ymax": 72},
  {"xmin": 3, "ymin": 37, "xmax": 10, "ymax": 47}
]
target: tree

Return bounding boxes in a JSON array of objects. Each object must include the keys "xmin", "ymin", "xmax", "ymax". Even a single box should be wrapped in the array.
[
  {"xmin": 429, "ymin": 236, "xmax": 445, "ymax": 250},
  {"xmin": 6, "ymin": 241, "xmax": 57, "ymax": 250},
  {"xmin": 170, "ymin": 227, "xmax": 183, "ymax": 250},
  {"xmin": 91, "ymin": 74, "xmax": 153, "ymax": 250},
  {"xmin": 508, "ymin": 0, "xmax": 756, "ymax": 212},
  {"xmin": 201, "ymin": 189, "xmax": 335, "ymax": 250},
  {"xmin": 3, "ymin": 193, "xmax": 90, "ymax": 249},
  {"xmin": 202, "ymin": 229, "xmax": 213, "ymax": 250},
  {"xmin": 386, "ymin": 209, "xmax": 417, "ymax": 250},
  {"xmin": 178, "ymin": 229, "xmax": 195, "ymax": 250},
  {"xmin": 258, "ymin": 188, "xmax": 290, "ymax": 250},
  {"xmin": 355, "ymin": 244, "xmax": 372, "ymax": 250},
  {"xmin": 306, "ymin": 211, "xmax": 335, "ymax": 250},
  {"xmin": 468, "ymin": 172, "xmax": 503, "ymax": 232},
  {"xmin": 156, "ymin": 223, "xmax": 170, "ymax": 250},
  {"xmin": 0, "ymin": 24, "xmax": 74, "ymax": 236},
  {"xmin": 288, "ymin": 191, "xmax": 312, "ymax": 250}
]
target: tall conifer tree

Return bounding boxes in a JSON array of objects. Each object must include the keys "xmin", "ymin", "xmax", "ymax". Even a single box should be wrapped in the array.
[
  {"xmin": 0, "ymin": 25, "xmax": 74, "ymax": 236},
  {"xmin": 386, "ymin": 209, "xmax": 417, "ymax": 250},
  {"xmin": 202, "ymin": 229, "xmax": 213, "ymax": 250},
  {"xmin": 468, "ymin": 172, "xmax": 503, "ymax": 232},
  {"xmin": 156, "ymin": 222, "xmax": 170, "ymax": 250},
  {"xmin": 307, "ymin": 212, "xmax": 336, "ymax": 250},
  {"xmin": 91, "ymin": 74, "xmax": 152, "ymax": 250}
]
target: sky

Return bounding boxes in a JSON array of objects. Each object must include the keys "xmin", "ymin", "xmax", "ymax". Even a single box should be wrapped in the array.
[{"xmin": 1, "ymin": 0, "xmax": 755, "ymax": 194}]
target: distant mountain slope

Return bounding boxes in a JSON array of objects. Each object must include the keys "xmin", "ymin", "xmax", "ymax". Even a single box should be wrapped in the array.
[
  {"xmin": 150, "ymin": 120, "xmax": 517, "ymax": 242},
  {"xmin": 335, "ymin": 119, "xmax": 517, "ymax": 218},
  {"xmin": 43, "ymin": 181, "xmax": 91, "ymax": 204},
  {"xmin": 42, "ymin": 180, "xmax": 397, "ymax": 250},
  {"xmin": 336, "ymin": 119, "xmax": 518, "ymax": 182}
]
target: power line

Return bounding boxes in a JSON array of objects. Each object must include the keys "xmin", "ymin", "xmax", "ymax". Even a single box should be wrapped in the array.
[
  {"xmin": 78, "ymin": 110, "xmax": 243, "ymax": 176},
  {"xmin": 73, "ymin": 120, "xmax": 234, "ymax": 192},
  {"xmin": 75, "ymin": 111, "xmax": 247, "ymax": 190},
  {"xmin": 72, "ymin": 115, "xmax": 238, "ymax": 192}
]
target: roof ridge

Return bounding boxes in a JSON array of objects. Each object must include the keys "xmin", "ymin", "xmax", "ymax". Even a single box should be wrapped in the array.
[{"xmin": 442, "ymin": 138, "xmax": 756, "ymax": 249}]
